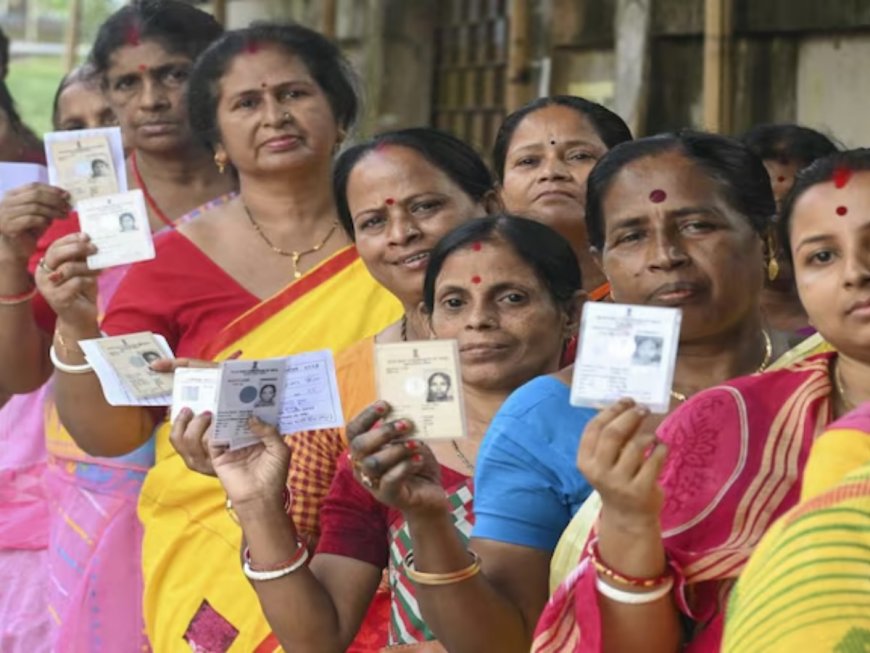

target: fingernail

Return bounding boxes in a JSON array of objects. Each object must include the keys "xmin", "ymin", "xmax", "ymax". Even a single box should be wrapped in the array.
[
  {"xmin": 49, "ymin": 271, "xmax": 62, "ymax": 283},
  {"xmin": 412, "ymin": 453, "xmax": 423, "ymax": 463},
  {"xmin": 203, "ymin": 411, "xmax": 213, "ymax": 418},
  {"xmin": 179, "ymin": 407, "xmax": 192, "ymax": 418},
  {"xmin": 395, "ymin": 420, "xmax": 409, "ymax": 433},
  {"xmin": 78, "ymin": 232, "xmax": 89, "ymax": 241},
  {"xmin": 635, "ymin": 406, "xmax": 649, "ymax": 416},
  {"xmin": 374, "ymin": 402, "xmax": 387, "ymax": 415},
  {"xmin": 405, "ymin": 440, "xmax": 419, "ymax": 451}
]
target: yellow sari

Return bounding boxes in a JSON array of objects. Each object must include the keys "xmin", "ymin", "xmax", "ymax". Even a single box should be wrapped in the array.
[
  {"xmin": 722, "ymin": 403, "xmax": 870, "ymax": 652},
  {"xmin": 137, "ymin": 246, "xmax": 401, "ymax": 652}
]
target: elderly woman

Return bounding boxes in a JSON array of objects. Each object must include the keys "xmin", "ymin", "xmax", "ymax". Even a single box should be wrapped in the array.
[
  {"xmin": 493, "ymin": 95, "xmax": 632, "ymax": 299},
  {"xmin": 534, "ymin": 148, "xmax": 870, "ymax": 652},
  {"xmin": 198, "ymin": 215, "xmax": 587, "ymax": 652},
  {"xmin": 37, "ymin": 23, "xmax": 399, "ymax": 651},
  {"xmin": 395, "ymin": 131, "xmax": 788, "ymax": 653}
]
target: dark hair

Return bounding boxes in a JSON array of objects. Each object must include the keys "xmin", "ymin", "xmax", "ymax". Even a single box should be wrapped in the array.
[
  {"xmin": 51, "ymin": 64, "xmax": 102, "ymax": 128},
  {"xmin": 492, "ymin": 95, "xmax": 633, "ymax": 182},
  {"xmin": 90, "ymin": 0, "xmax": 223, "ymax": 79},
  {"xmin": 188, "ymin": 22, "xmax": 359, "ymax": 151},
  {"xmin": 0, "ymin": 81, "xmax": 38, "ymax": 145},
  {"xmin": 333, "ymin": 128, "xmax": 495, "ymax": 239},
  {"xmin": 423, "ymin": 214, "xmax": 581, "ymax": 313},
  {"xmin": 0, "ymin": 26, "xmax": 8, "ymax": 73},
  {"xmin": 260, "ymin": 383, "xmax": 277, "ymax": 394},
  {"xmin": 585, "ymin": 130, "xmax": 775, "ymax": 250},
  {"xmin": 741, "ymin": 123, "xmax": 839, "ymax": 170},
  {"xmin": 777, "ymin": 149, "xmax": 870, "ymax": 264}
]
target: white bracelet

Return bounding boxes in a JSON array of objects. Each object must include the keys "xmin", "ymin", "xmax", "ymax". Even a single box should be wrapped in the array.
[
  {"xmin": 49, "ymin": 344, "xmax": 93, "ymax": 375},
  {"xmin": 595, "ymin": 575, "xmax": 674, "ymax": 604},
  {"xmin": 242, "ymin": 544, "xmax": 309, "ymax": 582}
]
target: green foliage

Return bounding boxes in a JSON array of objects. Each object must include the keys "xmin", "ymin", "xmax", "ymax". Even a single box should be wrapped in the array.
[{"xmin": 6, "ymin": 56, "xmax": 66, "ymax": 136}]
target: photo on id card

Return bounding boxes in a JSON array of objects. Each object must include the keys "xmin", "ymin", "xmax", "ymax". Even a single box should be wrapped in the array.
[
  {"xmin": 94, "ymin": 332, "xmax": 174, "ymax": 400},
  {"xmin": 374, "ymin": 340, "xmax": 467, "ymax": 440},
  {"xmin": 46, "ymin": 132, "xmax": 120, "ymax": 202},
  {"xmin": 570, "ymin": 302, "xmax": 681, "ymax": 414},
  {"xmin": 213, "ymin": 358, "xmax": 286, "ymax": 449},
  {"xmin": 77, "ymin": 190, "xmax": 154, "ymax": 270}
]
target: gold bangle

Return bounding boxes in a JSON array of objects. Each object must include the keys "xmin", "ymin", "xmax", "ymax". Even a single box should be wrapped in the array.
[{"xmin": 403, "ymin": 549, "xmax": 481, "ymax": 586}]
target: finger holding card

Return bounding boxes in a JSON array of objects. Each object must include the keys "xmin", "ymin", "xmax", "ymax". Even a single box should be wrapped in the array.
[
  {"xmin": 170, "ymin": 407, "xmax": 216, "ymax": 477},
  {"xmin": 35, "ymin": 233, "xmax": 100, "ymax": 328},
  {"xmin": 208, "ymin": 417, "xmax": 291, "ymax": 510},
  {"xmin": 0, "ymin": 182, "xmax": 71, "ymax": 260}
]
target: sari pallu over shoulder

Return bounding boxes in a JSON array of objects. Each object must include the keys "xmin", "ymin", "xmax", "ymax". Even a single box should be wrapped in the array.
[
  {"xmin": 533, "ymin": 353, "xmax": 835, "ymax": 653},
  {"xmin": 139, "ymin": 246, "xmax": 402, "ymax": 653}
]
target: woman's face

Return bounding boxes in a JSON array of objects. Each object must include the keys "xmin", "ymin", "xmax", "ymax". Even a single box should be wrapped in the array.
[
  {"xmin": 790, "ymin": 171, "xmax": 870, "ymax": 361},
  {"xmin": 499, "ymin": 105, "xmax": 608, "ymax": 253},
  {"xmin": 214, "ymin": 45, "xmax": 339, "ymax": 177},
  {"xmin": 600, "ymin": 150, "xmax": 765, "ymax": 341},
  {"xmin": 429, "ymin": 375, "xmax": 450, "ymax": 399},
  {"xmin": 347, "ymin": 145, "xmax": 489, "ymax": 307},
  {"xmin": 55, "ymin": 81, "xmax": 117, "ymax": 131},
  {"xmin": 429, "ymin": 239, "xmax": 572, "ymax": 392},
  {"xmin": 104, "ymin": 40, "xmax": 194, "ymax": 153}
]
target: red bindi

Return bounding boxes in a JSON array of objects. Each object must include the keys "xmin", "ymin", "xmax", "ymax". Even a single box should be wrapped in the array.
[
  {"xmin": 471, "ymin": 241, "xmax": 482, "ymax": 251},
  {"xmin": 385, "ymin": 198, "xmax": 395, "ymax": 206},
  {"xmin": 245, "ymin": 40, "xmax": 260, "ymax": 54},
  {"xmin": 125, "ymin": 25, "xmax": 141, "ymax": 46},
  {"xmin": 649, "ymin": 189, "xmax": 667, "ymax": 203},
  {"xmin": 471, "ymin": 275, "xmax": 482, "ymax": 284},
  {"xmin": 836, "ymin": 205, "xmax": 849, "ymax": 216},
  {"xmin": 138, "ymin": 64, "xmax": 148, "ymax": 73},
  {"xmin": 777, "ymin": 176, "xmax": 786, "ymax": 183},
  {"xmin": 833, "ymin": 167, "xmax": 852, "ymax": 189}
]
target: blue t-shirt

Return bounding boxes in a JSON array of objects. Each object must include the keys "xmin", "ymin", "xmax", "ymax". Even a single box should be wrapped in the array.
[{"xmin": 471, "ymin": 375, "xmax": 596, "ymax": 551}]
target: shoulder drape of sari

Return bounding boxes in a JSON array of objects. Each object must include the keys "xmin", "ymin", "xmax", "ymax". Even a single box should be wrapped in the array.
[
  {"xmin": 534, "ymin": 354, "xmax": 835, "ymax": 653},
  {"xmin": 548, "ymin": 335, "xmax": 838, "ymax": 592},
  {"xmin": 722, "ymin": 403, "xmax": 870, "ymax": 652},
  {"xmin": 138, "ymin": 246, "xmax": 401, "ymax": 653}
]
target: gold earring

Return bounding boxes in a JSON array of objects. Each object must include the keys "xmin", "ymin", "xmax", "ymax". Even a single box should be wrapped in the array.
[
  {"xmin": 214, "ymin": 154, "xmax": 226, "ymax": 174},
  {"xmin": 767, "ymin": 232, "xmax": 780, "ymax": 281}
]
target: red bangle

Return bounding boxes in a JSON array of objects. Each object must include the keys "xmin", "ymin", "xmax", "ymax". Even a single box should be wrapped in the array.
[
  {"xmin": 0, "ymin": 285, "xmax": 37, "ymax": 306},
  {"xmin": 243, "ymin": 535, "xmax": 308, "ymax": 572},
  {"xmin": 587, "ymin": 539, "xmax": 672, "ymax": 589}
]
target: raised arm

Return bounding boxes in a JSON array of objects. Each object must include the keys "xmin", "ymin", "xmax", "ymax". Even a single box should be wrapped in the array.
[
  {"xmin": 171, "ymin": 412, "xmax": 382, "ymax": 652},
  {"xmin": 34, "ymin": 233, "xmax": 154, "ymax": 456},
  {"xmin": 344, "ymin": 403, "xmax": 550, "ymax": 653},
  {"xmin": 575, "ymin": 400, "xmax": 680, "ymax": 653},
  {"xmin": 0, "ymin": 183, "xmax": 70, "ymax": 392}
]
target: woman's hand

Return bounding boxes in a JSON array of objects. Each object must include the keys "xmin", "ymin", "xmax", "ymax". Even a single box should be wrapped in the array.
[
  {"xmin": 0, "ymin": 183, "xmax": 71, "ymax": 263},
  {"xmin": 148, "ymin": 357, "xmax": 220, "ymax": 374},
  {"xmin": 346, "ymin": 401, "xmax": 445, "ymax": 517},
  {"xmin": 577, "ymin": 399, "xmax": 668, "ymax": 533},
  {"xmin": 34, "ymin": 232, "xmax": 99, "ymax": 331},
  {"xmin": 205, "ymin": 415, "xmax": 290, "ymax": 510}
]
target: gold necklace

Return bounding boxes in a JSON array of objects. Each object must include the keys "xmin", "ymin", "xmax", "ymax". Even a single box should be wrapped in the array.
[
  {"xmin": 670, "ymin": 330, "xmax": 773, "ymax": 404},
  {"xmin": 451, "ymin": 440, "xmax": 475, "ymax": 473},
  {"xmin": 244, "ymin": 204, "xmax": 338, "ymax": 279},
  {"xmin": 834, "ymin": 361, "xmax": 857, "ymax": 411}
]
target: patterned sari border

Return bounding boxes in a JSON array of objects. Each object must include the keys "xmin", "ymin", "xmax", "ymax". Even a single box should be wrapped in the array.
[{"xmin": 200, "ymin": 246, "xmax": 359, "ymax": 360}]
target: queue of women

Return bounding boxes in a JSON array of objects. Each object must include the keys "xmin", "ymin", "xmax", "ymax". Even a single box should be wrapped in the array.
[{"xmin": 0, "ymin": 1, "xmax": 867, "ymax": 652}]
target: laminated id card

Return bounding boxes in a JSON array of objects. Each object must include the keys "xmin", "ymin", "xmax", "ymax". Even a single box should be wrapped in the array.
[{"xmin": 570, "ymin": 302, "xmax": 681, "ymax": 414}]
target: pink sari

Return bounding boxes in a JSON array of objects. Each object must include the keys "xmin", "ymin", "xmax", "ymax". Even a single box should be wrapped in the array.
[
  {"xmin": 0, "ymin": 194, "xmax": 233, "ymax": 653},
  {"xmin": 532, "ymin": 353, "xmax": 835, "ymax": 653}
]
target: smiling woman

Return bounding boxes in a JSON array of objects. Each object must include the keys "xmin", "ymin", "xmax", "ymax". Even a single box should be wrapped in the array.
[{"xmin": 38, "ymin": 21, "xmax": 401, "ymax": 652}]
